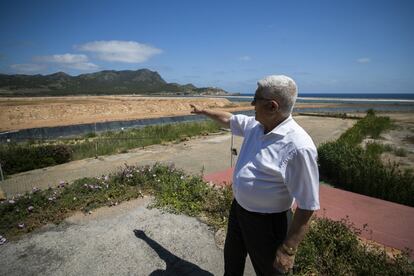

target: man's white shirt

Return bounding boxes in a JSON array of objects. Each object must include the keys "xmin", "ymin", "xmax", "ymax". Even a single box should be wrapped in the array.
[{"xmin": 230, "ymin": 114, "xmax": 320, "ymax": 213}]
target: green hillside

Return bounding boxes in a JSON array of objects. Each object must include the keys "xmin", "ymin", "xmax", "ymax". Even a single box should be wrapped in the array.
[{"xmin": 0, "ymin": 69, "xmax": 229, "ymax": 96}]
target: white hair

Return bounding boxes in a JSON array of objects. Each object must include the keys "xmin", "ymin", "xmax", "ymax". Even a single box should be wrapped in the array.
[{"xmin": 257, "ymin": 75, "xmax": 297, "ymax": 116}]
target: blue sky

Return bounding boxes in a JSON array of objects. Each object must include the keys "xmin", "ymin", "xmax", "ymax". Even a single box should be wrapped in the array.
[{"xmin": 0, "ymin": 0, "xmax": 413, "ymax": 94}]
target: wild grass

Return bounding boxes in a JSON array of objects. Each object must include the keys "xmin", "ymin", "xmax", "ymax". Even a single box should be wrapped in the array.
[
  {"xmin": 297, "ymin": 112, "xmax": 361, "ymax": 120},
  {"xmin": 71, "ymin": 120, "xmax": 221, "ymax": 160},
  {"xmin": 0, "ymin": 120, "xmax": 221, "ymax": 176},
  {"xmin": 337, "ymin": 110, "xmax": 392, "ymax": 145},
  {"xmin": 318, "ymin": 111, "xmax": 414, "ymax": 206},
  {"xmin": 295, "ymin": 217, "xmax": 414, "ymax": 275},
  {"xmin": 1, "ymin": 163, "xmax": 412, "ymax": 275},
  {"xmin": 394, "ymin": 147, "xmax": 408, "ymax": 157},
  {"xmin": 0, "ymin": 144, "xmax": 73, "ymax": 175}
]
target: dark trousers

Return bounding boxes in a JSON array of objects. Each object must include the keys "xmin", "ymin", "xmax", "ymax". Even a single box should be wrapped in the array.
[{"xmin": 224, "ymin": 200, "xmax": 288, "ymax": 276}]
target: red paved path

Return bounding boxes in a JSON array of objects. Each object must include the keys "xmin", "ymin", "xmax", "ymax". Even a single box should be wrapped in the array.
[{"xmin": 204, "ymin": 167, "xmax": 414, "ymax": 259}]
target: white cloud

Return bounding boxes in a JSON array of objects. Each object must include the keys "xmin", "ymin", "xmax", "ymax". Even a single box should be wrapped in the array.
[
  {"xmin": 34, "ymin": 53, "xmax": 98, "ymax": 70},
  {"xmin": 357, "ymin": 57, "xmax": 371, "ymax": 64},
  {"xmin": 77, "ymin": 40, "xmax": 163, "ymax": 63},
  {"xmin": 239, "ymin": 56, "xmax": 251, "ymax": 61},
  {"xmin": 65, "ymin": 62, "xmax": 99, "ymax": 70},
  {"xmin": 35, "ymin": 53, "xmax": 89, "ymax": 63},
  {"xmin": 10, "ymin": 63, "xmax": 46, "ymax": 73}
]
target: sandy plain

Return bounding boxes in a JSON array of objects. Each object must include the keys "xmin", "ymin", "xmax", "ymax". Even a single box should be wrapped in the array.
[{"xmin": 0, "ymin": 95, "xmax": 366, "ymax": 132}]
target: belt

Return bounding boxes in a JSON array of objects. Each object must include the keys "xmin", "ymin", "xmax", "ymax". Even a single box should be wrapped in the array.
[{"xmin": 235, "ymin": 199, "xmax": 288, "ymax": 216}]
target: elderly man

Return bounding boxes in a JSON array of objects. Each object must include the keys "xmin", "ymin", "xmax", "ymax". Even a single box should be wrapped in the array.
[{"xmin": 191, "ymin": 75, "xmax": 319, "ymax": 275}]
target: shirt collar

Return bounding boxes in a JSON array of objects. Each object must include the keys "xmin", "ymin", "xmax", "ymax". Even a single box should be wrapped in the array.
[{"xmin": 267, "ymin": 115, "xmax": 294, "ymax": 136}]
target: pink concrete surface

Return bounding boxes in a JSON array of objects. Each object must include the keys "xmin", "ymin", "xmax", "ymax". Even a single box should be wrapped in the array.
[{"xmin": 204, "ymin": 168, "xmax": 414, "ymax": 259}]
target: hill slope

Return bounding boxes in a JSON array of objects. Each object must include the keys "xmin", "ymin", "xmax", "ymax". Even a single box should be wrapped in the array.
[{"xmin": 0, "ymin": 69, "xmax": 229, "ymax": 96}]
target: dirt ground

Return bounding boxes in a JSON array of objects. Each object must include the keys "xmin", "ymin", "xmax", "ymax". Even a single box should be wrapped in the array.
[
  {"xmin": 0, "ymin": 96, "xmax": 242, "ymax": 131},
  {"xmin": 1, "ymin": 95, "xmax": 365, "ymax": 132}
]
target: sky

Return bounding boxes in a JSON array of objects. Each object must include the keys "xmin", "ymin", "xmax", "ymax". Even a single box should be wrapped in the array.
[{"xmin": 0, "ymin": 0, "xmax": 413, "ymax": 94}]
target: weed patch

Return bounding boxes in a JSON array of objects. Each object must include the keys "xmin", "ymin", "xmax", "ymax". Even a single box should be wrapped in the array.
[
  {"xmin": 0, "ymin": 120, "xmax": 221, "ymax": 176},
  {"xmin": 318, "ymin": 112, "xmax": 414, "ymax": 206}
]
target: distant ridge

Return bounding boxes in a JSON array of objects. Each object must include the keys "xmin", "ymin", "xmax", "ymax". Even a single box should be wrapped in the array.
[{"xmin": 0, "ymin": 69, "xmax": 230, "ymax": 96}]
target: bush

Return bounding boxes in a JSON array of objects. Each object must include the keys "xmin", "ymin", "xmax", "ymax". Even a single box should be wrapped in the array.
[
  {"xmin": 83, "ymin": 132, "xmax": 97, "ymax": 138},
  {"xmin": 296, "ymin": 217, "xmax": 414, "ymax": 275},
  {"xmin": 0, "ymin": 120, "xmax": 221, "ymax": 175},
  {"xmin": 365, "ymin": 142, "xmax": 387, "ymax": 158},
  {"xmin": 318, "ymin": 113, "xmax": 414, "ymax": 206},
  {"xmin": 394, "ymin": 147, "xmax": 408, "ymax": 157},
  {"xmin": 0, "ymin": 144, "xmax": 73, "ymax": 175},
  {"xmin": 339, "ymin": 113, "xmax": 392, "ymax": 145}
]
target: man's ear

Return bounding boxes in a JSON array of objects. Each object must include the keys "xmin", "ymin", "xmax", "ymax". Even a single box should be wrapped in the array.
[{"xmin": 270, "ymin": 100, "xmax": 279, "ymax": 112}]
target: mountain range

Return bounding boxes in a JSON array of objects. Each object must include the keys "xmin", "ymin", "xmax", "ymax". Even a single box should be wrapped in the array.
[{"xmin": 0, "ymin": 69, "xmax": 230, "ymax": 96}]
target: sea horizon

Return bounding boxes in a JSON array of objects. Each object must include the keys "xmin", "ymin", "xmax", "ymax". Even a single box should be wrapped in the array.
[{"xmin": 239, "ymin": 93, "xmax": 414, "ymax": 100}]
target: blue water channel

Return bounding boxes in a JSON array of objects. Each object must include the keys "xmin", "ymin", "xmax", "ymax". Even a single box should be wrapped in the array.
[{"xmin": 1, "ymin": 111, "xmax": 256, "ymax": 142}]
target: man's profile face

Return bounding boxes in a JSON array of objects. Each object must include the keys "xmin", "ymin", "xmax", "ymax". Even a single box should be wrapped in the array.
[{"xmin": 252, "ymin": 88, "xmax": 271, "ymax": 123}]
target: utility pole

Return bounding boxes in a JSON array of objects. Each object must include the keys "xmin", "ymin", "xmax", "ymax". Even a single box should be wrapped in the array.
[
  {"xmin": 94, "ymin": 122, "xmax": 98, "ymax": 158},
  {"xmin": 0, "ymin": 163, "xmax": 4, "ymax": 182}
]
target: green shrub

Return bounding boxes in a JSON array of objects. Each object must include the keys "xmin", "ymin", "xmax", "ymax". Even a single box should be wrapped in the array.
[
  {"xmin": 318, "ymin": 112, "xmax": 414, "ymax": 206},
  {"xmin": 338, "ymin": 113, "xmax": 392, "ymax": 145},
  {"xmin": 83, "ymin": 132, "xmax": 97, "ymax": 138},
  {"xmin": 296, "ymin": 217, "xmax": 414, "ymax": 275},
  {"xmin": 365, "ymin": 142, "xmax": 388, "ymax": 158},
  {"xmin": 71, "ymin": 120, "xmax": 221, "ymax": 160},
  {"xmin": 0, "ymin": 120, "xmax": 221, "ymax": 175},
  {"xmin": 0, "ymin": 144, "xmax": 73, "ymax": 175},
  {"xmin": 394, "ymin": 147, "xmax": 408, "ymax": 157}
]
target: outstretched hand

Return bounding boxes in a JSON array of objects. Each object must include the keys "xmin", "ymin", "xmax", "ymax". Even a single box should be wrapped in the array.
[{"xmin": 190, "ymin": 104, "xmax": 204, "ymax": 114}]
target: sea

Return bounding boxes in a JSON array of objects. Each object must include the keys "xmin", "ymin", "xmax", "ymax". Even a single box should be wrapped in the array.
[{"xmin": 222, "ymin": 93, "xmax": 414, "ymax": 113}]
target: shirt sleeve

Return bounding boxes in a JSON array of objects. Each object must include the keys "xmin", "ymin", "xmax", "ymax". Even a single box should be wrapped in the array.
[
  {"xmin": 284, "ymin": 147, "xmax": 320, "ymax": 210},
  {"xmin": 230, "ymin": 114, "xmax": 255, "ymax": 137}
]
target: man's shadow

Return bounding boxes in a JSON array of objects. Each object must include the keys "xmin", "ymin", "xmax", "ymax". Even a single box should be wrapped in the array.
[{"xmin": 133, "ymin": 229, "xmax": 214, "ymax": 276}]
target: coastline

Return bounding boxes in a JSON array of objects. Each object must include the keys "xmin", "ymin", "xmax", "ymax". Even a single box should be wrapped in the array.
[{"xmin": 199, "ymin": 94, "xmax": 414, "ymax": 103}]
